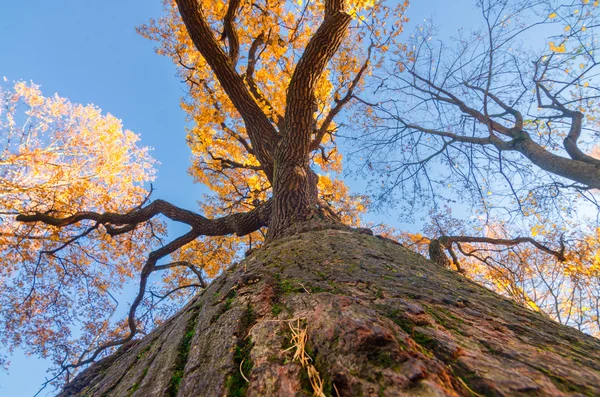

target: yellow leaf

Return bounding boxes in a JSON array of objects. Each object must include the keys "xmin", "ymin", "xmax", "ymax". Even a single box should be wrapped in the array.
[
  {"xmin": 549, "ymin": 12, "xmax": 558, "ymax": 19},
  {"xmin": 549, "ymin": 41, "xmax": 566, "ymax": 53}
]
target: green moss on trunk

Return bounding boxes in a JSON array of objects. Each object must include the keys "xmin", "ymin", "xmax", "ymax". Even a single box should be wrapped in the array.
[{"xmin": 167, "ymin": 308, "xmax": 199, "ymax": 396}]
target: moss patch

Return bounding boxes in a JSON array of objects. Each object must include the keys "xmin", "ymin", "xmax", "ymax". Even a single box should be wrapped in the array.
[
  {"xmin": 271, "ymin": 302, "xmax": 285, "ymax": 316},
  {"xmin": 136, "ymin": 343, "xmax": 152, "ymax": 360},
  {"xmin": 425, "ymin": 306, "xmax": 465, "ymax": 335},
  {"xmin": 383, "ymin": 308, "xmax": 414, "ymax": 335},
  {"xmin": 167, "ymin": 308, "xmax": 199, "ymax": 397},
  {"xmin": 224, "ymin": 290, "xmax": 237, "ymax": 311},
  {"xmin": 226, "ymin": 337, "xmax": 254, "ymax": 397},
  {"xmin": 226, "ymin": 304, "xmax": 256, "ymax": 397},
  {"xmin": 212, "ymin": 289, "xmax": 237, "ymax": 323},
  {"xmin": 278, "ymin": 277, "xmax": 302, "ymax": 294}
]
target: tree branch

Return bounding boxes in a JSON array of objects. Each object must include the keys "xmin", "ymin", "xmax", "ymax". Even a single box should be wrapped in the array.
[
  {"xmin": 535, "ymin": 82, "xmax": 600, "ymax": 167},
  {"xmin": 283, "ymin": 1, "xmax": 351, "ymax": 157},
  {"xmin": 442, "ymin": 235, "xmax": 566, "ymax": 262},
  {"xmin": 398, "ymin": 70, "xmax": 600, "ymax": 189},
  {"xmin": 17, "ymin": 198, "xmax": 272, "ymax": 238},
  {"xmin": 63, "ymin": 229, "xmax": 201, "ymax": 370},
  {"xmin": 175, "ymin": 0, "xmax": 279, "ymax": 181},
  {"xmin": 154, "ymin": 260, "xmax": 207, "ymax": 288},
  {"xmin": 462, "ymin": 81, "xmax": 524, "ymax": 131},
  {"xmin": 310, "ymin": 45, "xmax": 372, "ymax": 151},
  {"xmin": 408, "ymin": 70, "xmax": 515, "ymax": 138},
  {"xmin": 23, "ymin": 199, "xmax": 272, "ymax": 373},
  {"xmin": 221, "ymin": 0, "xmax": 242, "ymax": 67},
  {"xmin": 207, "ymin": 150, "xmax": 264, "ymax": 171},
  {"xmin": 245, "ymin": 32, "xmax": 284, "ymax": 130}
]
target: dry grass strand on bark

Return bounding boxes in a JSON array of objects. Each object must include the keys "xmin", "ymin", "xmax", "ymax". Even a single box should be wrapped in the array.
[{"xmin": 283, "ymin": 319, "xmax": 326, "ymax": 397}]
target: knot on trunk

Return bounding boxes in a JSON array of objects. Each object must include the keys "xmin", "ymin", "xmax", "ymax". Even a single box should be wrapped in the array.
[{"xmin": 429, "ymin": 238, "xmax": 451, "ymax": 269}]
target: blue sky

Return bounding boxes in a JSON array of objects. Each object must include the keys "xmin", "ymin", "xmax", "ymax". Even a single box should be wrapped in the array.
[{"xmin": 0, "ymin": 1, "xmax": 478, "ymax": 395}]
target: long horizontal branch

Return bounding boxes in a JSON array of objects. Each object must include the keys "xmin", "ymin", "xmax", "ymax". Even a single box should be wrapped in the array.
[
  {"xmin": 441, "ymin": 235, "xmax": 566, "ymax": 262},
  {"xmin": 17, "ymin": 198, "xmax": 272, "ymax": 238}
]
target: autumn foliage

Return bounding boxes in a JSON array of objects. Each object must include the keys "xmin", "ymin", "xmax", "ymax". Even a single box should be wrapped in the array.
[
  {"xmin": 1, "ymin": 0, "xmax": 409, "ymax": 385},
  {"xmin": 0, "ymin": 81, "xmax": 158, "ymax": 371}
]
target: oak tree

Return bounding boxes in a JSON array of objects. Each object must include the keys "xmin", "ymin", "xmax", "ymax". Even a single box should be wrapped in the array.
[
  {"xmin": 2, "ymin": 0, "xmax": 600, "ymax": 394},
  {"xmin": 2, "ymin": 0, "xmax": 407, "ymax": 386}
]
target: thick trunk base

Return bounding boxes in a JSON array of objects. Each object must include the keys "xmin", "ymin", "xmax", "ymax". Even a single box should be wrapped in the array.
[{"xmin": 59, "ymin": 228, "xmax": 600, "ymax": 397}]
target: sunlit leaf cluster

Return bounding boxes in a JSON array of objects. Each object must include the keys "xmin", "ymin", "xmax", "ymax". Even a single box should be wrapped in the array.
[{"xmin": 0, "ymin": 81, "xmax": 160, "ymax": 377}]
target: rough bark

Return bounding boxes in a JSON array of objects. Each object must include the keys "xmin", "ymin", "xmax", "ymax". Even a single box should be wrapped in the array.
[
  {"xmin": 59, "ymin": 227, "xmax": 600, "ymax": 397},
  {"xmin": 268, "ymin": 4, "xmax": 351, "ymax": 240},
  {"xmin": 173, "ymin": 0, "xmax": 353, "ymax": 239}
]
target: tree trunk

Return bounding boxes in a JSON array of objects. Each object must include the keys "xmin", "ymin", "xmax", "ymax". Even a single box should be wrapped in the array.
[
  {"xmin": 58, "ymin": 227, "xmax": 600, "ymax": 397},
  {"xmin": 268, "ymin": 160, "xmax": 320, "ymax": 241}
]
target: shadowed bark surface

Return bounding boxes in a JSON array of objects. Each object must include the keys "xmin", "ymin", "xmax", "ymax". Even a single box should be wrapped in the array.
[{"xmin": 58, "ymin": 227, "xmax": 600, "ymax": 397}]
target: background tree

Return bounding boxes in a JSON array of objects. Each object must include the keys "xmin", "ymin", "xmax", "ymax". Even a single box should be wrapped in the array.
[
  {"xmin": 354, "ymin": 0, "xmax": 600, "ymax": 205},
  {"xmin": 352, "ymin": 0, "xmax": 600, "ymax": 336},
  {"xmin": 373, "ymin": 208, "xmax": 600, "ymax": 336},
  {"xmin": 0, "ymin": 80, "xmax": 159, "ymax": 374}
]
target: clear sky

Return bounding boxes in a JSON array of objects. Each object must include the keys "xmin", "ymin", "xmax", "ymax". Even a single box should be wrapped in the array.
[{"xmin": 0, "ymin": 1, "xmax": 478, "ymax": 395}]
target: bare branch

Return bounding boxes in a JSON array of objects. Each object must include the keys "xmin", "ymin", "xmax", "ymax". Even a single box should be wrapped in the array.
[
  {"xmin": 154, "ymin": 261, "xmax": 207, "ymax": 288},
  {"xmin": 535, "ymin": 82, "xmax": 600, "ymax": 167},
  {"xmin": 442, "ymin": 235, "xmax": 567, "ymax": 262},
  {"xmin": 310, "ymin": 45, "xmax": 373, "ymax": 151}
]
